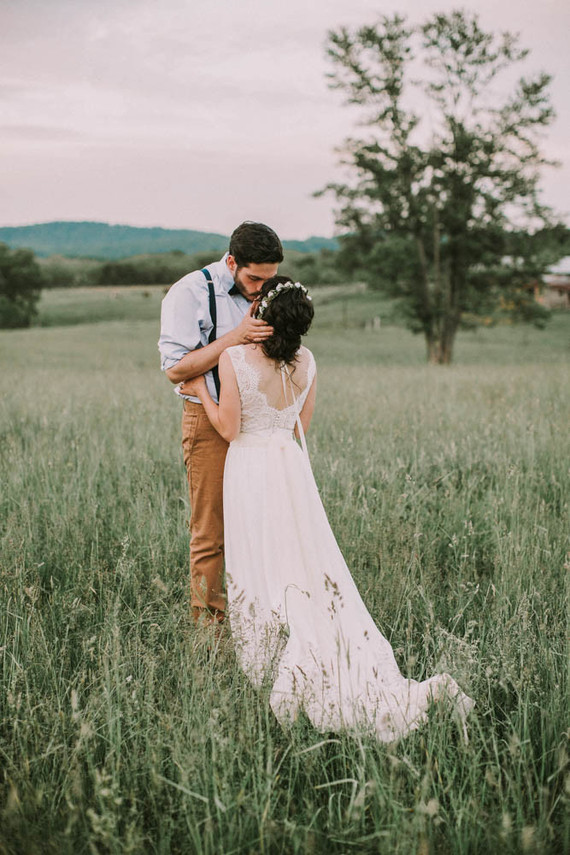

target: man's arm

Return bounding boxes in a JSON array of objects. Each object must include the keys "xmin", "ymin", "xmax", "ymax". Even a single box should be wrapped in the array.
[
  {"xmin": 165, "ymin": 303, "xmax": 273, "ymax": 384},
  {"xmin": 165, "ymin": 331, "xmax": 237, "ymax": 384},
  {"xmin": 182, "ymin": 352, "xmax": 241, "ymax": 441}
]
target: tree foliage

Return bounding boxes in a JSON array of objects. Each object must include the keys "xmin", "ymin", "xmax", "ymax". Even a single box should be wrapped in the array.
[
  {"xmin": 37, "ymin": 249, "xmax": 352, "ymax": 289},
  {"xmin": 321, "ymin": 10, "xmax": 560, "ymax": 362},
  {"xmin": 280, "ymin": 248, "xmax": 348, "ymax": 285},
  {"xmin": 0, "ymin": 243, "xmax": 43, "ymax": 328}
]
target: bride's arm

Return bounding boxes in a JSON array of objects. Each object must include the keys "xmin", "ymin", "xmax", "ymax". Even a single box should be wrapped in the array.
[
  {"xmin": 182, "ymin": 352, "xmax": 241, "ymax": 442},
  {"xmin": 295, "ymin": 373, "xmax": 317, "ymax": 437}
]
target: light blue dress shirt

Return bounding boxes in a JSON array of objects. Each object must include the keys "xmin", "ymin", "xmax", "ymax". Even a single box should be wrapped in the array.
[{"xmin": 158, "ymin": 253, "xmax": 249, "ymax": 403}]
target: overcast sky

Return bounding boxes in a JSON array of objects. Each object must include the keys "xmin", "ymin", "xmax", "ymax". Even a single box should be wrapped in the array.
[{"xmin": 2, "ymin": 0, "xmax": 568, "ymax": 239}]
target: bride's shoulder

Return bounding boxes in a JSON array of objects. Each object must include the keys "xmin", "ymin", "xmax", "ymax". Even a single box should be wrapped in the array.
[
  {"xmin": 225, "ymin": 343, "xmax": 245, "ymax": 356},
  {"xmin": 298, "ymin": 345, "xmax": 316, "ymax": 366},
  {"xmin": 223, "ymin": 344, "xmax": 246, "ymax": 364}
]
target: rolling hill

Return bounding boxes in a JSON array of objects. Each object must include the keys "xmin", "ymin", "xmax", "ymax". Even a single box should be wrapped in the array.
[{"xmin": 0, "ymin": 221, "xmax": 338, "ymax": 260}]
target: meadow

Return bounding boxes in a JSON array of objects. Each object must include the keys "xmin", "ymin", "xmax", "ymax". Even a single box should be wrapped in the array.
[{"xmin": 1, "ymin": 287, "xmax": 568, "ymax": 854}]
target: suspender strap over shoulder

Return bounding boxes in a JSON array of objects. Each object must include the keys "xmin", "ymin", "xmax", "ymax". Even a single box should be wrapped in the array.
[{"xmin": 201, "ymin": 268, "xmax": 221, "ymax": 399}]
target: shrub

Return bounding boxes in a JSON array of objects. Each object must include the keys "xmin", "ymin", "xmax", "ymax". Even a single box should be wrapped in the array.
[{"xmin": 0, "ymin": 243, "xmax": 43, "ymax": 328}]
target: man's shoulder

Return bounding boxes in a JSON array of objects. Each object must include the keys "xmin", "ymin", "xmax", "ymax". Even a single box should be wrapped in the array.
[
  {"xmin": 167, "ymin": 255, "xmax": 229, "ymax": 295},
  {"xmin": 164, "ymin": 268, "xmax": 209, "ymax": 301},
  {"xmin": 172, "ymin": 268, "xmax": 209, "ymax": 289}
]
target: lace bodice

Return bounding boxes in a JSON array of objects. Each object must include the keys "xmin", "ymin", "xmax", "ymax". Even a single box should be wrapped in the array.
[{"xmin": 226, "ymin": 344, "xmax": 316, "ymax": 436}]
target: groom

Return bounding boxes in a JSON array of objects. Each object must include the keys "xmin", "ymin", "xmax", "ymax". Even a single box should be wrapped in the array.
[{"xmin": 159, "ymin": 222, "xmax": 283, "ymax": 626}]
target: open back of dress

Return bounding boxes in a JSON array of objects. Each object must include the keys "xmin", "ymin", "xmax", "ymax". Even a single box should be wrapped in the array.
[
  {"xmin": 226, "ymin": 344, "xmax": 315, "ymax": 435},
  {"xmin": 223, "ymin": 343, "xmax": 473, "ymax": 742}
]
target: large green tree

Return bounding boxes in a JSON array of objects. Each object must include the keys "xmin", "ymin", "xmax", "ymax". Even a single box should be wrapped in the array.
[
  {"xmin": 321, "ymin": 10, "xmax": 560, "ymax": 362},
  {"xmin": 0, "ymin": 243, "xmax": 43, "ymax": 328}
]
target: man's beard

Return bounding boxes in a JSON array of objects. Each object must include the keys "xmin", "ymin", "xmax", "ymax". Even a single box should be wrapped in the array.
[{"xmin": 233, "ymin": 268, "xmax": 259, "ymax": 301}]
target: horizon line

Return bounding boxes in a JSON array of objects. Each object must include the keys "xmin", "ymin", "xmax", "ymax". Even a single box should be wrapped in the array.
[{"xmin": 0, "ymin": 219, "xmax": 338, "ymax": 243}]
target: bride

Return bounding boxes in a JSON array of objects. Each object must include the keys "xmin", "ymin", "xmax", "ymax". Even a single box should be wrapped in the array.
[{"xmin": 182, "ymin": 275, "xmax": 474, "ymax": 743}]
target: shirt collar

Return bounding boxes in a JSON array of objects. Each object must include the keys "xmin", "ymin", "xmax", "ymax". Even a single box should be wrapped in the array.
[{"xmin": 217, "ymin": 252, "xmax": 238, "ymax": 295}]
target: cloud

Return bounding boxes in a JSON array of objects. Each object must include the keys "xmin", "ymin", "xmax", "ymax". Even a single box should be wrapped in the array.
[{"xmin": 0, "ymin": 124, "xmax": 85, "ymax": 141}]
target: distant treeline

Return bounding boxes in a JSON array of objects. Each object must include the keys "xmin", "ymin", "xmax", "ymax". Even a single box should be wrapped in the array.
[
  {"xmin": 27, "ymin": 224, "xmax": 570, "ymax": 291},
  {"xmin": 38, "ymin": 248, "xmax": 350, "ymax": 288}
]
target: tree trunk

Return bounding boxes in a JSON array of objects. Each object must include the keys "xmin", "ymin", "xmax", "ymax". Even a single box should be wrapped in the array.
[
  {"xmin": 425, "ymin": 323, "xmax": 457, "ymax": 364},
  {"xmin": 417, "ymin": 232, "xmax": 461, "ymax": 364}
]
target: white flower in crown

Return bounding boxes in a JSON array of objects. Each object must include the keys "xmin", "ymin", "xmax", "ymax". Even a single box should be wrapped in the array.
[{"xmin": 257, "ymin": 280, "xmax": 311, "ymax": 318}]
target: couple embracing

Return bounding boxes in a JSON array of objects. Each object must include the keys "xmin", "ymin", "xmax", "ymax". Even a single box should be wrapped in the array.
[{"xmin": 159, "ymin": 221, "xmax": 473, "ymax": 742}]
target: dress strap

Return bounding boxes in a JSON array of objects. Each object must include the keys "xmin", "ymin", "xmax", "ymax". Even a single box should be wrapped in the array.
[{"xmin": 280, "ymin": 363, "xmax": 309, "ymax": 459}]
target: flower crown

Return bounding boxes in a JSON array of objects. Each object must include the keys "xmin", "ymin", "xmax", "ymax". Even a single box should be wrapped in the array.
[{"xmin": 256, "ymin": 281, "xmax": 311, "ymax": 319}]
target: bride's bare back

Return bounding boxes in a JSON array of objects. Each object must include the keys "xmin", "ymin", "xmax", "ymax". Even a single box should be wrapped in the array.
[{"xmin": 226, "ymin": 343, "xmax": 316, "ymax": 435}]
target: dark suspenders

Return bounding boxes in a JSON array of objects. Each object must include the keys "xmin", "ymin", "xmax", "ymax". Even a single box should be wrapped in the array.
[{"xmin": 200, "ymin": 268, "xmax": 221, "ymax": 399}]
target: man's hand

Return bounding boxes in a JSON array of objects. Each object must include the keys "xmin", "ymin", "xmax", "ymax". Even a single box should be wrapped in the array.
[
  {"xmin": 233, "ymin": 302, "xmax": 273, "ymax": 345},
  {"xmin": 166, "ymin": 303, "xmax": 274, "ymax": 386},
  {"xmin": 179, "ymin": 375, "xmax": 208, "ymax": 398}
]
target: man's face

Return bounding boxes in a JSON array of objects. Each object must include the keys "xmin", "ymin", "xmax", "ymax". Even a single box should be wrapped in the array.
[{"xmin": 227, "ymin": 256, "xmax": 279, "ymax": 301}]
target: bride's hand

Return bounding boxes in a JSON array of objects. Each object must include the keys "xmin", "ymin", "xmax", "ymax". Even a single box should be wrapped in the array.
[{"xmin": 179, "ymin": 375, "xmax": 207, "ymax": 398}]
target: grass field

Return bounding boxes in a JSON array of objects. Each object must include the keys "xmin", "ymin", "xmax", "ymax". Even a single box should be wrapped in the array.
[
  {"xmin": 1, "ymin": 290, "xmax": 569, "ymax": 853},
  {"xmin": 33, "ymin": 284, "xmax": 381, "ymax": 330}
]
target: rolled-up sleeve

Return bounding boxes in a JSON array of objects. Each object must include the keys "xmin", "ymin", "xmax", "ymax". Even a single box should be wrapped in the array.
[{"xmin": 158, "ymin": 274, "xmax": 206, "ymax": 371}]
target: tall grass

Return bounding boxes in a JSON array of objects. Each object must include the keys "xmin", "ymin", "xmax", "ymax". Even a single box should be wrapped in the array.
[{"xmin": 1, "ymin": 308, "xmax": 568, "ymax": 853}]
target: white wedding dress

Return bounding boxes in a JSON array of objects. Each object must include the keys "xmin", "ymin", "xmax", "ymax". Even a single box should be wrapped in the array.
[{"xmin": 223, "ymin": 344, "xmax": 474, "ymax": 742}]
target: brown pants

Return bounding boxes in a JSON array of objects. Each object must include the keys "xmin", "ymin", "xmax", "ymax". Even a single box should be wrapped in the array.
[{"xmin": 181, "ymin": 399, "xmax": 229, "ymax": 623}]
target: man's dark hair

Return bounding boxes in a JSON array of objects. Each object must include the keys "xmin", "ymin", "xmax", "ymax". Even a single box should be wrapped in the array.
[{"xmin": 229, "ymin": 222, "xmax": 284, "ymax": 267}]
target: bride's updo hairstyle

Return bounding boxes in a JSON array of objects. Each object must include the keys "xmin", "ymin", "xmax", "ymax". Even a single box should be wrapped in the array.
[{"xmin": 255, "ymin": 275, "xmax": 314, "ymax": 364}]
